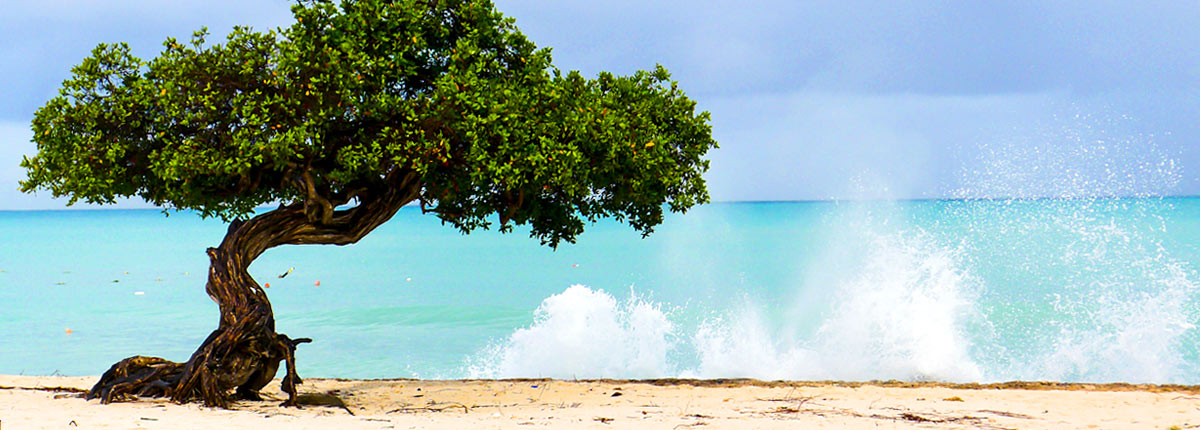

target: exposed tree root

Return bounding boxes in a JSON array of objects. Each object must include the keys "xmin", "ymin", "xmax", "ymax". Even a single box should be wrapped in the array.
[
  {"xmin": 86, "ymin": 327, "xmax": 312, "ymax": 407},
  {"xmin": 88, "ymin": 356, "xmax": 184, "ymax": 403}
]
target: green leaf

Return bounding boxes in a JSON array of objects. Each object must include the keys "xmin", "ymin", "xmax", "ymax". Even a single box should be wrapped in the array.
[{"xmin": 21, "ymin": 0, "xmax": 717, "ymax": 247}]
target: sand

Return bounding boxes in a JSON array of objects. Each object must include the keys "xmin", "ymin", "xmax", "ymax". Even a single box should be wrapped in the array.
[{"xmin": 2, "ymin": 375, "xmax": 1198, "ymax": 429}]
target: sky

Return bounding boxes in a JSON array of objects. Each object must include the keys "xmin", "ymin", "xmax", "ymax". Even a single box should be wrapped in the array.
[{"xmin": 2, "ymin": 1, "xmax": 1198, "ymax": 210}]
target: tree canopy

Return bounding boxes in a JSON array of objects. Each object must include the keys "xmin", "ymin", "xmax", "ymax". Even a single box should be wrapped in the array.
[{"xmin": 21, "ymin": 0, "xmax": 717, "ymax": 246}]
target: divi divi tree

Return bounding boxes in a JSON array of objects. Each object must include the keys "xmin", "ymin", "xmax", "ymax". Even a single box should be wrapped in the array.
[{"xmin": 21, "ymin": 0, "xmax": 716, "ymax": 407}]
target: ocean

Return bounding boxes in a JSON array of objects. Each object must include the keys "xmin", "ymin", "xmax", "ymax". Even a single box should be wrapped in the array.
[{"xmin": 1, "ymin": 197, "xmax": 1198, "ymax": 383}]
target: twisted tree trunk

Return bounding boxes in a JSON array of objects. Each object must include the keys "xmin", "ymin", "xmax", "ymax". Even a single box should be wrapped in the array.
[{"xmin": 88, "ymin": 172, "xmax": 419, "ymax": 407}]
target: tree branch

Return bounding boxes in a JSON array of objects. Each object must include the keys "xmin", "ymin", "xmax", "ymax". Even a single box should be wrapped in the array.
[
  {"xmin": 223, "ymin": 169, "xmax": 420, "ymax": 266},
  {"xmin": 499, "ymin": 187, "xmax": 524, "ymax": 228},
  {"xmin": 300, "ymin": 169, "xmax": 335, "ymax": 225},
  {"xmin": 287, "ymin": 171, "xmax": 419, "ymax": 246}
]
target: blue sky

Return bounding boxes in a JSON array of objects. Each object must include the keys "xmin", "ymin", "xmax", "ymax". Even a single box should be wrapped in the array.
[{"xmin": 2, "ymin": 1, "xmax": 1198, "ymax": 209}]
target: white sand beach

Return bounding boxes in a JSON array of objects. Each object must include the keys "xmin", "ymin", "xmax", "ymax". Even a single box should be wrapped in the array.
[{"xmin": 2, "ymin": 375, "xmax": 1198, "ymax": 429}]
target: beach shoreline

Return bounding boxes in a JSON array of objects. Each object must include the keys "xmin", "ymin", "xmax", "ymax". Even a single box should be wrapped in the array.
[{"xmin": 2, "ymin": 375, "xmax": 1197, "ymax": 429}]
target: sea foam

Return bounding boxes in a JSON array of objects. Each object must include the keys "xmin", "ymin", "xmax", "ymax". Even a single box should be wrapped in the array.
[
  {"xmin": 467, "ymin": 285, "xmax": 674, "ymax": 379},
  {"xmin": 470, "ymin": 227, "xmax": 984, "ymax": 381}
]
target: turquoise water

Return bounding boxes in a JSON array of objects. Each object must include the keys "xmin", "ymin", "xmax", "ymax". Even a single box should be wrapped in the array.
[{"xmin": 2, "ymin": 198, "xmax": 1199, "ymax": 383}]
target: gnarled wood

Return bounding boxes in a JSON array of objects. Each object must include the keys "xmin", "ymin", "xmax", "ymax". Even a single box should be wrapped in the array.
[{"xmin": 88, "ymin": 171, "xmax": 420, "ymax": 407}]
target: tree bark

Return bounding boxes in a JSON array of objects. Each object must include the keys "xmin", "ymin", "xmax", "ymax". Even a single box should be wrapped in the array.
[{"xmin": 88, "ymin": 171, "xmax": 419, "ymax": 407}]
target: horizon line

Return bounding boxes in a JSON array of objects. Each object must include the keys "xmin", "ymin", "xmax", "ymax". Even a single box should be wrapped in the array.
[{"xmin": 2, "ymin": 194, "xmax": 1197, "ymax": 213}]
